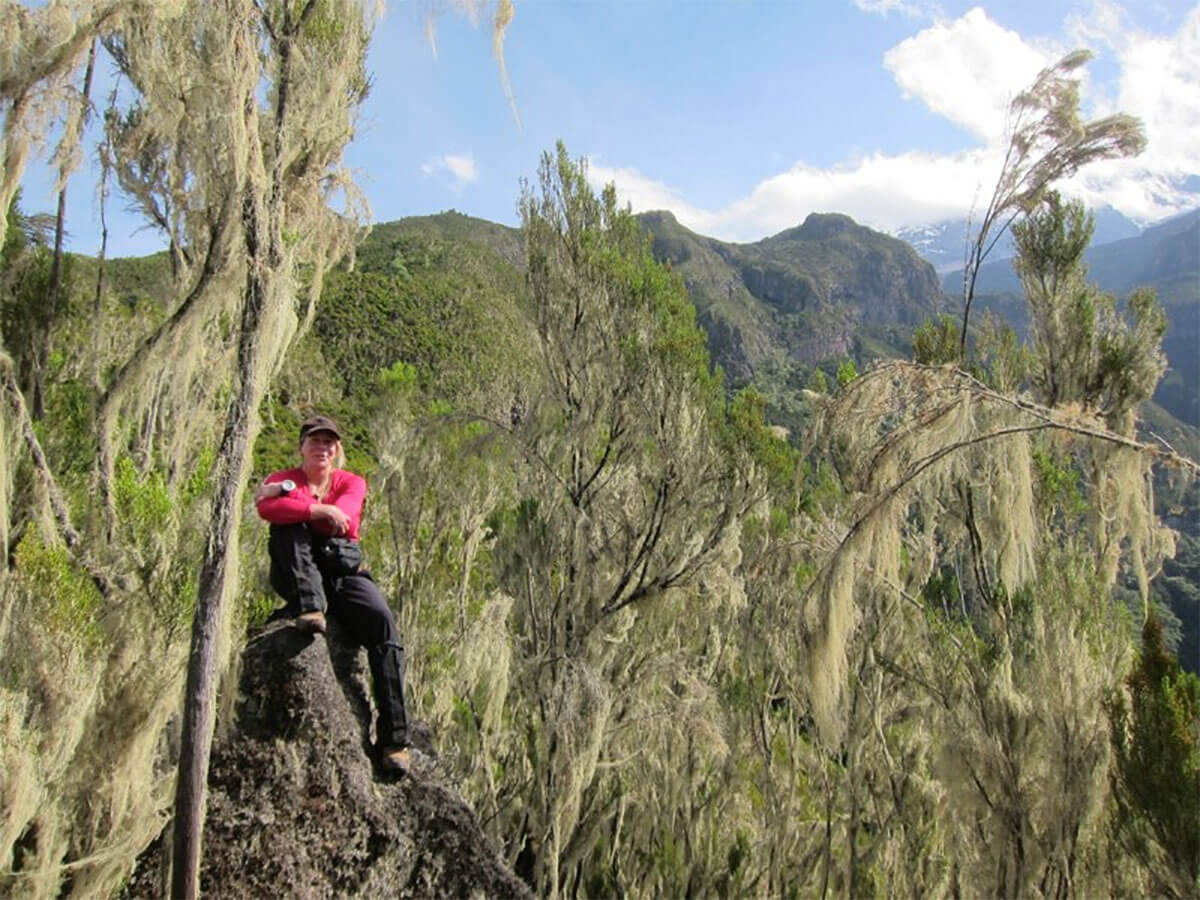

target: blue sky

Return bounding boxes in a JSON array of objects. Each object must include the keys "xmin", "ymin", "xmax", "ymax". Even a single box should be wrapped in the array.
[{"xmin": 19, "ymin": 0, "xmax": 1200, "ymax": 256}]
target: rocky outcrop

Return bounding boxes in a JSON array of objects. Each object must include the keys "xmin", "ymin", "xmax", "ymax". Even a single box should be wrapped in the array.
[
  {"xmin": 125, "ymin": 620, "xmax": 529, "ymax": 899},
  {"xmin": 757, "ymin": 213, "xmax": 945, "ymax": 327}
]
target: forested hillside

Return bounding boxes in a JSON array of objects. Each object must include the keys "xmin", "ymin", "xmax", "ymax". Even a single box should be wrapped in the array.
[
  {"xmin": 635, "ymin": 205, "xmax": 1199, "ymax": 669},
  {"xmin": 637, "ymin": 209, "xmax": 945, "ymax": 432},
  {"xmin": 5, "ymin": 141, "xmax": 1199, "ymax": 897},
  {"xmin": 2, "ymin": 7, "xmax": 1198, "ymax": 899}
]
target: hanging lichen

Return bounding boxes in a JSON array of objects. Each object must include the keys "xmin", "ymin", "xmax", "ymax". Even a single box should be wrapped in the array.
[{"xmin": 803, "ymin": 359, "xmax": 1189, "ymax": 742}]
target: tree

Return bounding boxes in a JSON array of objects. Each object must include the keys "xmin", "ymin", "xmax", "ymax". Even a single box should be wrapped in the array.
[
  {"xmin": 0, "ymin": 2, "xmax": 175, "ymax": 251},
  {"xmin": 958, "ymin": 50, "xmax": 1147, "ymax": 360},
  {"xmin": 0, "ymin": 3, "xmax": 184, "ymax": 592},
  {"xmin": 109, "ymin": 4, "xmax": 377, "ymax": 895},
  {"xmin": 787, "ymin": 124, "xmax": 1187, "ymax": 890},
  {"xmin": 1109, "ymin": 615, "xmax": 1200, "ymax": 899},
  {"xmin": 131, "ymin": 5, "xmax": 516, "ymax": 891},
  {"xmin": 0, "ymin": 190, "xmax": 65, "ymax": 419},
  {"xmin": 475, "ymin": 143, "xmax": 763, "ymax": 898},
  {"xmin": 1013, "ymin": 190, "xmax": 1165, "ymax": 434},
  {"xmin": 1, "ymin": 4, "xmax": 519, "ymax": 893}
]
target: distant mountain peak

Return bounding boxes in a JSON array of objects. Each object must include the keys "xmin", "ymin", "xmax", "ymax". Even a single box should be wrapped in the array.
[
  {"xmin": 633, "ymin": 208, "xmax": 944, "ymax": 388},
  {"xmin": 894, "ymin": 203, "xmax": 1146, "ymax": 273},
  {"xmin": 794, "ymin": 212, "xmax": 859, "ymax": 241},
  {"xmin": 639, "ymin": 209, "xmax": 679, "ymax": 226},
  {"xmin": 762, "ymin": 212, "xmax": 871, "ymax": 248}
]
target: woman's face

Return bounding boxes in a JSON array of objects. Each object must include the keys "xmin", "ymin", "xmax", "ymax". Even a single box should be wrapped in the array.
[{"xmin": 300, "ymin": 430, "xmax": 340, "ymax": 474}]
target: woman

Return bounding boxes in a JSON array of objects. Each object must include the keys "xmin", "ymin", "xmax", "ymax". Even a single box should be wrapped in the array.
[{"xmin": 255, "ymin": 415, "xmax": 411, "ymax": 775}]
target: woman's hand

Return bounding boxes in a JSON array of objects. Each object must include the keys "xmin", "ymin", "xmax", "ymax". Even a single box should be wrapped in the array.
[
  {"xmin": 254, "ymin": 480, "xmax": 279, "ymax": 502},
  {"xmin": 311, "ymin": 503, "xmax": 351, "ymax": 535}
]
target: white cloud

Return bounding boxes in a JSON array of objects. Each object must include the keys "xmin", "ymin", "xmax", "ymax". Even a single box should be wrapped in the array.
[
  {"xmin": 593, "ymin": 4, "xmax": 1198, "ymax": 241},
  {"xmin": 585, "ymin": 162, "xmax": 722, "ymax": 233},
  {"xmin": 883, "ymin": 7, "xmax": 1055, "ymax": 142},
  {"xmin": 591, "ymin": 149, "xmax": 1002, "ymax": 241},
  {"xmin": 420, "ymin": 153, "xmax": 479, "ymax": 191},
  {"xmin": 1059, "ymin": 3, "xmax": 1200, "ymax": 221}
]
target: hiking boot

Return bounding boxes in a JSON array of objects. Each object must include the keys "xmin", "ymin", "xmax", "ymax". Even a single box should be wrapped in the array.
[
  {"xmin": 295, "ymin": 610, "xmax": 327, "ymax": 635},
  {"xmin": 380, "ymin": 745, "xmax": 411, "ymax": 775}
]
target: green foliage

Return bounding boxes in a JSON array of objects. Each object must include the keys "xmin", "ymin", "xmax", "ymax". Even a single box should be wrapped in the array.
[
  {"xmin": 835, "ymin": 357, "xmax": 857, "ymax": 387},
  {"xmin": 114, "ymin": 454, "xmax": 171, "ymax": 530},
  {"xmin": 1097, "ymin": 286, "xmax": 1167, "ymax": 417},
  {"xmin": 911, "ymin": 313, "xmax": 959, "ymax": 365},
  {"xmin": 974, "ymin": 312, "xmax": 1027, "ymax": 391},
  {"xmin": 111, "ymin": 454, "xmax": 207, "ymax": 629},
  {"xmin": 39, "ymin": 378, "xmax": 96, "ymax": 480},
  {"xmin": 797, "ymin": 458, "xmax": 842, "ymax": 516},
  {"xmin": 1031, "ymin": 441, "xmax": 1088, "ymax": 525},
  {"xmin": 725, "ymin": 388, "xmax": 798, "ymax": 498},
  {"xmin": 920, "ymin": 565, "xmax": 962, "ymax": 618},
  {"xmin": 12, "ymin": 528, "xmax": 104, "ymax": 644},
  {"xmin": 378, "ymin": 359, "xmax": 418, "ymax": 393},
  {"xmin": 1014, "ymin": 191, "xmax": 1166, "ymax": 431},
  {"xmin": 313, "ymin": 230, "xmax": 531, "ymax": 408},
  {"xmin": 1, "ymin": 191, "xmax": 74, "ymax": 417},
  {"xmin": 358, "ymin": 213, "xmax": 523, "ymax": 274},
  {"xmin": 1108, "ymin": 616, "xmax": 1200, "ymax": 898},
  {"xmin": 915, "ymin": 308, "xmax": 1024, "ymax": 392},
  {"xmin": 316, "ymin": 268, "xmax": 472, "ymax": 397}
]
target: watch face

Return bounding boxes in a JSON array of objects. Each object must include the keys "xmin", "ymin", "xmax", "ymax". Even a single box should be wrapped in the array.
[{"xmin": 280, "ymin": 479, "xmax": 296, "ymax": 494}]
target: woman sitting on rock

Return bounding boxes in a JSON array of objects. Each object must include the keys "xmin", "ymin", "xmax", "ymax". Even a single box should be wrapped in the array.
[{"xmin": 255, "ymin": 415, "xmax": 411, "ymax": 775}]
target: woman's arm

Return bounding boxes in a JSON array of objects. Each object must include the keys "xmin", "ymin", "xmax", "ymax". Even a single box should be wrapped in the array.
[
  {"xmin": 255, "ymin": 472, "xmax": 313, "ymax": 524},
  {"xmin": 324, "ymin": 472, "xmax": 366, "ymax": 538}
]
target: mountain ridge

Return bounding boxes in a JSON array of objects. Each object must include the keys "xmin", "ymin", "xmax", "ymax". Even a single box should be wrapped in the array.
[
  {"xmin": 634, "ymin": 208, "xmax": 945, "ymax": 425},
  {"xmin": 895, "ymin": 204, "xmax": 1164, "ymax": 273}
]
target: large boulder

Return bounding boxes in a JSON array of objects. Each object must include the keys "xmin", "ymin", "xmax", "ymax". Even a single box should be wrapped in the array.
[{"xmin": 126, "ymin": 619, "xmax": 529, "ymax": 899}]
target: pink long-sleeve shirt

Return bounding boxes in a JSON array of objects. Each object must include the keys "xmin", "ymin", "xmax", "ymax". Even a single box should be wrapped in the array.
[{"xmin": 255, "ymin": 467, "xmax": 366, "ymax": 540}]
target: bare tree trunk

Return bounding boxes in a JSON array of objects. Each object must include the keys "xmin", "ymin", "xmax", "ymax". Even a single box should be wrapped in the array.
[
  {"xmin": 820, "ymin": 766, "xmax": 834, "ymax": 900},
  {"xmin": 170, "ymin": 183, "xmax": 272, "ymax": 900},
  {"xmin": 169, "ymin": 8, "xmax": 312, "ymax": 881},
  {"xmin": 93, "ymin": 87, "xmax": 118, "ymax": 536},
  {"xmin": 165, "ymin": 1, "xmax": 374, "ymax": 889},
  {"xmin": 92, "ymin": 107, "xmax": 111, "ymax": 397}
]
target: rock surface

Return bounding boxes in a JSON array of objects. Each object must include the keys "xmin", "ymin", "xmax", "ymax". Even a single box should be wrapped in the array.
[{"xmin": 126, "ymin": 619, "xmax": 530, "ymax": 899}]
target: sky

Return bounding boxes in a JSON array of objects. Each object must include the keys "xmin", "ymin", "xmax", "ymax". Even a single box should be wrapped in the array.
[{"xmin": 18, "ymin": 0, "xmax": 1200, "ymax": 257}]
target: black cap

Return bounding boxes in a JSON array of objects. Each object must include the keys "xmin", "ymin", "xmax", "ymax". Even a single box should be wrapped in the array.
[{"xmin": 299, "ymin": 415, "xmax": 341, "ymax": 442}]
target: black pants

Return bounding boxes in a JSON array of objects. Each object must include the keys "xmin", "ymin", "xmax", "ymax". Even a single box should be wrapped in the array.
[{"xmin": 268, "ymin": 523, "xmax": 409, "ymax": 749}]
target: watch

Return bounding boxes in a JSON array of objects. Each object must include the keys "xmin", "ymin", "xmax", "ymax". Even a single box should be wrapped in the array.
[{"xmin": 279, "ymin": 479, "xmax": 297, "ymax": 496}]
